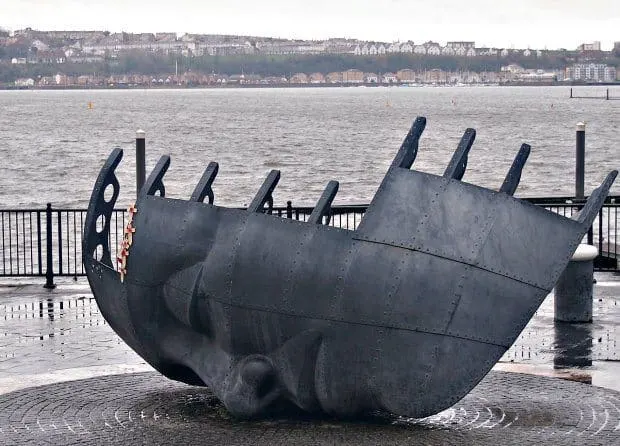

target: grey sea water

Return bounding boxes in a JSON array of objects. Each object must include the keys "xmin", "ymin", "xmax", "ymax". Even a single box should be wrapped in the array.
[{"xmin": 0, "ymin": 85, "xmax": 618, "ymax": 209}]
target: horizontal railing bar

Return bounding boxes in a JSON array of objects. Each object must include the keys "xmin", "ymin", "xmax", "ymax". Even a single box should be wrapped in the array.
[{"xmin": 0, "ymin": 198, "xmax": 617, "ymax": 278}]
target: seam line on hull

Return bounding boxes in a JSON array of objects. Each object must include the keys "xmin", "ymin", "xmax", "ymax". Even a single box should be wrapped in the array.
[
  {"xmin": 128, "ymin": 278, "xmax": 510, "ymax": 349},
  {"xmin": 351, "ymin": 237, "xmax": 551, "ymax": 292}
]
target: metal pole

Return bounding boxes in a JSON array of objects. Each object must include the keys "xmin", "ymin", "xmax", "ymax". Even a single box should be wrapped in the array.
[
  {"xmin": 575, "ymin": 122, "xmax": 585, "ymax": 199},
  {"xmin": 136, "ymin": 129, "xmax": 146, "ymax": 197},
  {"xmin": 44, "ymin": 203, "xmax": 55, "ymax": 289}
]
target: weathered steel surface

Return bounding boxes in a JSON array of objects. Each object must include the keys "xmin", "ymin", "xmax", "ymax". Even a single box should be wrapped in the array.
[
  {"xmin": 248, "ymin": 170, "xmax": 280, "ymax": 213},
  {"xmin": 308, "ymin": 181, "xmax": 339, "ymax": 225},
  {"xmin": 83, "ymin": 117, "xmax": 617, "ymax": 419},
  {"xmin": 500, "ymin": 143, "xmax": 531, "ymax": 196},
  {"xmin": 190, "ymin": 162, "xmax": 218, "ymax": 204}
]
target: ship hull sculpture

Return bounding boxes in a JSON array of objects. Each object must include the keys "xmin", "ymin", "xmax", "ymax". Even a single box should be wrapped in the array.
[{"xmin": 83, "ymin": 117, "xmax": 617, "ymax": 418}]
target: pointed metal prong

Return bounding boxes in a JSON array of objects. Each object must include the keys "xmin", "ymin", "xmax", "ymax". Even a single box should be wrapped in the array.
[
  {"xmin": 390, "ymin": 117, "xmax": 426, "ymax": 170},
  {"xmin": 247, "ymin": 170, "xmax": 280, "ymax": 214},
  {"xmin": 573, "ymin": 170, "xmax": 618, "ymax": 227},
  {"xmin": 141, "ymin": 155, "xmax": 171, "ymax": 197},
  {"xmin": 308, "ymin": 181, "xmax": 339, "ymax": 225},
  {"xmin": 190, "ymin": 162, "xmax": 219, "ymax": 204},
  {"xmin": 443, "ymin": 128, "xmax": 475, "ymax": 180},
  {"xmin": 500, "ymin": 144, "xmax": 531, "ymax": 196}
]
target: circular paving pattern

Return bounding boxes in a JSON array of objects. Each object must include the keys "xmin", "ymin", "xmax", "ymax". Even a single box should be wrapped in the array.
[{"xmin": 1, "ymin": 371, "xmax": 619, "ymax": 445}]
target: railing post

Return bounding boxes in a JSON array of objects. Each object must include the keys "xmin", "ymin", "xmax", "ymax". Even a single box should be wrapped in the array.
[
  {"xmin": 286, "ymin": 200, "xmax": 293, "ymax": 219},
  {"xmin": 136, "ymin": 129, "xmax": 146, "ymax": 197},
  {"xmin": 44, "ymin": 203, "xmax": 55, "ymax": 289},
  {"xmin": 598, "ymin": 207, "xmax": 604, "ymax": 255},
  {"xmin": 36, "ymin": 210, "xmax": 42, "ymax": 275},
  {"xmin": 57, "ymin": 210, "xmax": 63, "ymax": 275}
]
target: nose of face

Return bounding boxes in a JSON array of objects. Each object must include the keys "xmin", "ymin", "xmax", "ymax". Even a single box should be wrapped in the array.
[{"xmin": 221, "ymin": 355, "xmax": 282, "ymax": 418}]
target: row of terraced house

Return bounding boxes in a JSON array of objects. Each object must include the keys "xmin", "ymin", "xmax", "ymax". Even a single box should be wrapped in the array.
[
  {"xmin": 12, "ymin": 68, "xmax": 556, "ymax": 88},
  {"xmin": 3, "ymin": 29, "xmax": 616, "ymax": 62}
]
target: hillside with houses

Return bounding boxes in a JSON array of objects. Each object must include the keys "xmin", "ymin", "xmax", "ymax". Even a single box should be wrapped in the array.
[{"xmin": 1, "ymin": 28, "xmax": 618, "ymax": 88}]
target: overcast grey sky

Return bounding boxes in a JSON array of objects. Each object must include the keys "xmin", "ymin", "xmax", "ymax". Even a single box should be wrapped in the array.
[{"xmin": 2, "ymin": 0, "xmax": 618, "ymax": 50}]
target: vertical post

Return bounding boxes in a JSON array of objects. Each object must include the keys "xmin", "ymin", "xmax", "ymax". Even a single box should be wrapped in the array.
[
  {"xmin": 575, "ymin": 122, "xmax": 585, "ymax": 199},
  {"xmin": 598, "ymin": 207, "xmax": 604, "ymax": 255},
  {"xmin": 570, "ymin": 87, "xmax": 573, "ymax": 98},
  {"xmin": 36, "ymin": 210, "xmax": 42, "ymax": 275},
  {"xmin": 606, "ymin": 89, "xmax": 609, "ymax": 100},
  {"xmin": 286, "ymin": 200, "xmax": 293, "ymax": 219},
  {"xmin": 136, "ymin": 129, "xmax": 146, "ymax": 197},
  {"xmin": 44, "ymin": 203, "xmax": 55, "ymax": 289}
]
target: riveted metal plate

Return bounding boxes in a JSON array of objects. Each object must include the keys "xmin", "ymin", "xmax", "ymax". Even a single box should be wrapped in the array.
[
  {"xmin": 445, "ymin": 268, "xmax": 548, "ymax": 347},
  {"xmin": 474, "ymin": 196, "xmax": 583, "ymax": 290},
  {"xmin": 355, "ymin": 168, "xmax": 499, "ymax": 266}
]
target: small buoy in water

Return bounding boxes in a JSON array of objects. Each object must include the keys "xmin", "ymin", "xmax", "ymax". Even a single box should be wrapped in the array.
[{"xmin": 88, "ymin": 102, "xmax": 94, "ymax": 109}]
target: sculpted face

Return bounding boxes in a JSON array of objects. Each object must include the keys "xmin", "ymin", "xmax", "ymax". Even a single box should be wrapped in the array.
[{"xmin": 84, "ymin": 118, "xmax": 616, "ymax": 418}]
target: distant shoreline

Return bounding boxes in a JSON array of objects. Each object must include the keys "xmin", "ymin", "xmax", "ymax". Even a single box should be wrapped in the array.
[{"xmin": 1, "ymin": 81, "xmax": 619, "ymax": 91}]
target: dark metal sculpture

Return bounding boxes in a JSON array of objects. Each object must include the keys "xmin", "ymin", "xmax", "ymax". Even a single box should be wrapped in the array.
[{"xmin": 83, "ymin": 117, "xmax": 617, "ymax": 419}]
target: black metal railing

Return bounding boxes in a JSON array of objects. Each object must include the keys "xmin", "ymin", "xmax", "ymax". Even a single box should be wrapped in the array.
[{"xmin": 0, "ymin": 197, "xmax": 618, "ymax": 286}]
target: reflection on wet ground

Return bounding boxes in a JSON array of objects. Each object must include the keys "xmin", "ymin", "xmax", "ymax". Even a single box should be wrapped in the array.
[{"xmin": 0, "ymin": 274, "xmax": 618, "ymax": 394}]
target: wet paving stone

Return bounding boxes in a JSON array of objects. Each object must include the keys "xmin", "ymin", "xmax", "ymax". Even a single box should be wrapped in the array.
[{"xmin": 0, "ymin": 371, "xmax": 619, "ymax": 445}]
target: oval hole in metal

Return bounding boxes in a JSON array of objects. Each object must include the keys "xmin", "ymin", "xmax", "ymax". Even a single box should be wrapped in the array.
[
  {"xmin": 94, "ymin": 244, "xmax": 104, "ymax": 261},
  {"xmin": 96, "ymin": 214, "xmax": 106, "ymax": 233},
  {"xmin": 103, "ymin": 183, "xmax": 115, "ymax": 203}
]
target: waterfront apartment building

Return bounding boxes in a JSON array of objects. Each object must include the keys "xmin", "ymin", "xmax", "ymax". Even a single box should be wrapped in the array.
[
  {"xmin": 577, "ymin": 41, "xmax": 601, "ymax": 52},
  {"xmin": 565, "ymin": 63, "xmax": 617, "ymax": 82},
  {"xmin": 445, "ymin": 41, "xmax": 475, "ymax": 49}
]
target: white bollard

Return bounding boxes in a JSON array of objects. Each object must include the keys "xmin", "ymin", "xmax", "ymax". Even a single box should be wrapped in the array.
[{"xmin": 554, "ymin": 244, "xmax": 598, "ymax": 322}]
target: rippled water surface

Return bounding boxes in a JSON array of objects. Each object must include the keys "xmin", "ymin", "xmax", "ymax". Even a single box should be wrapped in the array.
[{"xmin": 0, "ymin": 86, "xmax": 618, "ymax": 208}]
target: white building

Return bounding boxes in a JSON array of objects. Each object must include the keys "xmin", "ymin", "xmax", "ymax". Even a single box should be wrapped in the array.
[
  {"xmin": 400, "ymin": 42, "xmax": 414, "ymax": 53},
  {"xmin": 425, "ymin": 42, "xmax": 441, "ymax": 55},
  {"xmin": 446, "ymin": 41, "xmax": 475, "ymax": 49},
  {"xmin": 441, "ymin": 46, "xmax": 455, "ymax": 56},
  {"xmin": 577, "ymin": 41, "xmax": 601, "ymax": 51},
  {"xmin": 387, "ymin": 42, "xmax": 400, "ymax": 53},
  {"xmin": 14, "ymin": 78, "xmax": 35, "ymax": 87},
  {"xmin": 566, "ymin": 63, "xmax": 616, "ymax": 82}
]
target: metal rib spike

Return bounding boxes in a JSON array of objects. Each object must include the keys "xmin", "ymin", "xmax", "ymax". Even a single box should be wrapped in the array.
[
  {"xmin": 390, "ymin": 117, "xmax": 426, "ymax": 170},
  {"xmin": 500, "ymin": 144, "xmax": 531, "ymax": 196},
  {"xmin": 443, "ymin": 128, "xmax": 476, "ymax": 180},
  {"xmin": 247, "ymin": 170, "xmax": 281, "ymax": 214},
  {"xmin": 190, "ymin": 162, "xmax": 219, "ymax": 204},
  {"xmin": 308, "ymin": 181, "xmax": 339, "ymax": 225},
  {"xmin": 141, "ymin": 155, "xmax": 170, "ymax": 197},
  {"xmin": 83, "ymin": 147, "xmax": 123, "ymax": 268},
  {"xmin": 574, "ymin": 170, "xmax": 618, "ymax": 227}
]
